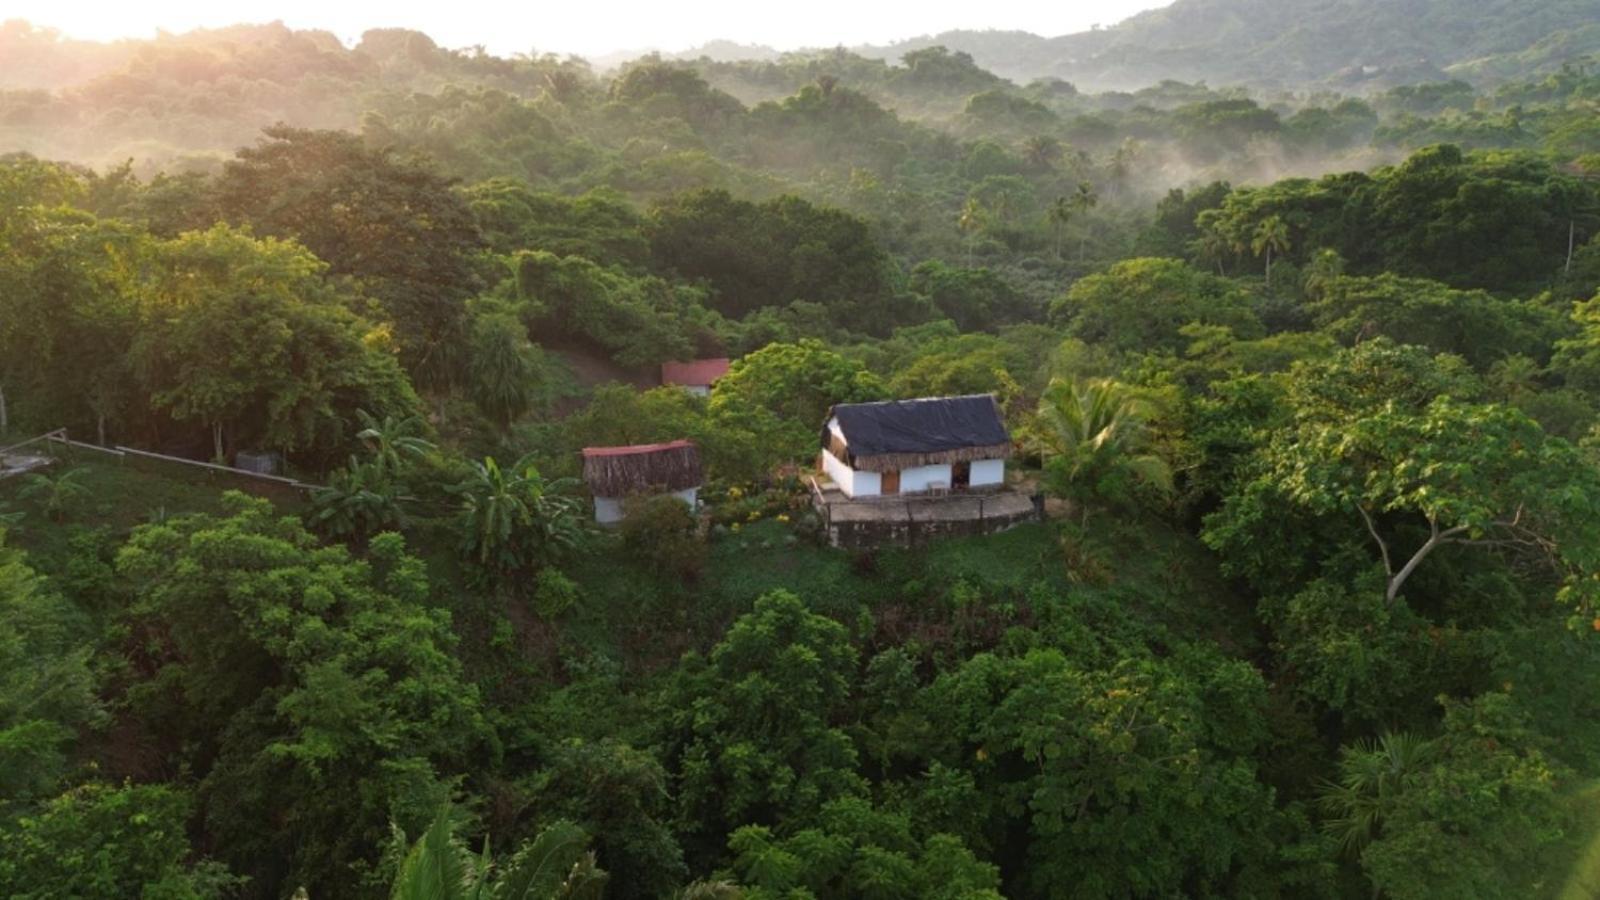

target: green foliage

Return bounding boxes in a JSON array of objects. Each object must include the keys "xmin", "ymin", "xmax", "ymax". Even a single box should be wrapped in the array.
[
  {"xmin": 8, "ymin": 17, "xmax": 1600, "ymax": 900},
  {"xmin": 619, "ymin": 493, "xmax": 707, "ymax": 583},
  {"xmin": 309, "ymin": 458, "xmax": 409, "ymax": 543},
  {"xmin": 216, "ymin": 125, "xmax": 483, "ymax": 380},
  {"xmin": 113, "ymin": 494, "xmax": 490, "ymax": 895},
  {"xmin": 724, "ymin": 798, "xmax": 1002, "ymax": 900},
  {"xmin": 531, "ymin": 567, "xmax": 582, "ymax": 619},
  {"xmin": 648, "ymin": 189, "xmax": 896, "ymax": 331},
  {"xmin": 17, "ymin": 466, "xmax": 92, "ymax": 523},
  {"xmin": 1051, "ymin": 258, "xmax": 1262, "ymax": 355},
  {"xmin": 453, "ymin": 456, "xmax": 588, "ymax": 576},
  {"xmin": 1331, "ymin": 694, "xmax": 1567, "ymax": 899},
  {"xmin": 132, "ymin": 223, "xmax": 421, "ymax": 463},
  {"xmin": 467, "ymin": 306, "xmax": 547, "ymax": 428},
  {"xmin": 709, "ymin": 341, "xmax": 888, "ymax": 461},
  {"xmin": 1030, "ymin": 377, "xmax": 1174, "ymax": 514},
  {"xmin": 388, "ymin": 806, "xmax": 608, "ymax": 900},
  {"xmin": 0, "ymin": 531, "xmax": 103, "ymax": 808},
  {"xmin": 0, "ymin": 782, "xmax": 240, "ymax": 899},
  {"xmin": 659, "ymin": 590, "xmax": 865, "ymax": 854},
  {"xmin": 922, "ymin": 644, "xmax": 1282, "ymax": 898}
]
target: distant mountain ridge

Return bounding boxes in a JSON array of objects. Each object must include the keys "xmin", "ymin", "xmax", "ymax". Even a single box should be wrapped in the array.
[
  {"xmin": 657, "ymin": 0, "xmax": 1599, "ymax": 92},
  {"xmin": 856, "ymin": 0, "xmax": 1600, "ymax": 90}
]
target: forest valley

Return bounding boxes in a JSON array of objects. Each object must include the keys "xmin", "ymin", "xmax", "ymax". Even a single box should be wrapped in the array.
[{"xmin": 4, "ymin": 15, "xmax": 1600, "ymax": 900}]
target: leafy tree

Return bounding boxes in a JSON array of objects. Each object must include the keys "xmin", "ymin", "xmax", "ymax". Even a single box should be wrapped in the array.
[
  {"xmin": 507, "ymin": 250, "xmax": 699, "ymax": 367},
  {"xmin": 907, "ymin": 261, "xmax": 1034, "ymax": 333},
  {"xmin": 619, "ymin": 493, "xmax": 706, "ymax": 583},
  {"xmin": 0, "ymin": 531, "xmax": 103, "ymax": 808},
  {"xmin": 216, "ymin": 125, "xmax": 483, "ymax": 383},
  {"xmin": 659, "ymin": 590, "xmax": 865, "ymax": 861},
  {"xmin": 723, "ymin": 797, "xmax": 1002, "ymax": 900},
  {"xmin": 709, "ymin": 340, "xmax": 888, "ymax": 461},
  {"xmin": 134, "ymin": 225, "xmax": 420, "ymax": 464},
  {"xmin": 648, "ymin": 189, "xmax": 893, "ymax": 330},
  {"xmin": 1050, "ymin": 258, "xmax": 1262, "ymax": 355},
  {"xmin": 0, "ymin": 783, "xmax": 240, "ymax": 899},
  {"xmin": 923, "ymin": 645, "xmax": 1282, "ymax": 898},
  {"xmin": 0, "ymin": 202, "xmax": 143, "ymax": 444},
  {"xmin": 1549, "ymin": 291, "xmax": 1600, "ymax": 393},
  {"xmin": 1332, "ymin": 694, "xmax": 1565, "ymax": 900},
  {"xmin": 114, "ymin": 494, "xmax": 490, "ymax": 895},
  {"xmin": 1310, "ymin": 273, "xmax": 1561, "ymax": 368},
  {"xmin": 523, "ymin": 739, "xmax": 687, "ymax": 897},
  {"xmin": 356, "ymin": 408, "xmax": 437, "ymax": 478},
  {"xmin": 1207, "ymin": 341, "xmax": 1600, "ymax": 621}
]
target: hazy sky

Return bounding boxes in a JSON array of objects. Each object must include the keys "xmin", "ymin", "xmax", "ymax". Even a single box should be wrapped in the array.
[{"xmin": 8, "ymin": 0, "xmax": 1175, "ymax": 57}]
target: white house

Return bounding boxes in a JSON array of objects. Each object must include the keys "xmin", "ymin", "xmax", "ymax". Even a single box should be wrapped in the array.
[
  {"xmin": 581, "ymin": 440, "xmax": 702, "ymax": 524},
  {"xmin": 819, "ymin": 395, "xmax": 1011, "ymax": 499}
]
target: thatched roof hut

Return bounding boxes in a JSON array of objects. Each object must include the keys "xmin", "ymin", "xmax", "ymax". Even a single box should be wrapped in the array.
[
  {"xmin": 823, "ymin": 395, "xmax": 1011, "ymax": 473},
  {"xmin": 581, "ymin": 440, "xmax": 703, "ymax": 498}
]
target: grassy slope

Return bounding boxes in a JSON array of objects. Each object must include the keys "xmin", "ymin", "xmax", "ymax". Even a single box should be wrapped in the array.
[
  {"xmin": 0, "ymin": 454, "xmax": 305, "ymax": 566},
  {"xmin": 1552, "ymin": 780, "xmax": 1600, "ymax": 900}
]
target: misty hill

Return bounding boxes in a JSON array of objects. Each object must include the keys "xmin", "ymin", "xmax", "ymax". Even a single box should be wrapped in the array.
[{"xmin": 857, "ymin": 0, "xmax": 1600, "ymax": 90}]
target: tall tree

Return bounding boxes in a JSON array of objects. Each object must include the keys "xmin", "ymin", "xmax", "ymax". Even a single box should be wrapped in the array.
[{"xmin": 216, "ymin": 125, "xmax": 483, "ymax": 385}]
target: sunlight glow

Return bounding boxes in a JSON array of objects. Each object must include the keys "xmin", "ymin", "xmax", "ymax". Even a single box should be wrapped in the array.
[{"xmin": 4, "ymin": 0, "xmax": 1175, "ymax": 58}]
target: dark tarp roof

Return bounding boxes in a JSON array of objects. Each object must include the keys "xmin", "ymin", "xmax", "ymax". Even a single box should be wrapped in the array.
[{"xmin": 826, "ymin": 395, "xmax": 1010, "ymax": 460}]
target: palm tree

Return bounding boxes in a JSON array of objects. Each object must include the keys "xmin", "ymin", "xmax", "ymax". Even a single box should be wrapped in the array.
[
  {"xmin": 17, "ymin": 467, "xmax": 92, "ymax": 523},
  {"xmin": 389, "ymin": 806, "xmax": 607, "ymax": 900},
  {"xmin": 1048, "ymin": 196, "xmax": 1073, "ymax": 260},
  {"xmin": 1071, "ymin": 181, "xmax": 1099, "ymax": 261},
  {"xmin": 1251, "ymin": 215, "xmax": 1292, "ymax": 290},
  {"xmin": 356, "ymin": 409, "xmax": 435, "ymax": 477},
  {"xmin": 1030, "ymin": 378, "xmax": 1172, "ymax": 517},
  {"xmin": 453, "ymin": 455, "xmax": 586, "ymax": 574},
  {"xmin": 1022, "ymin": 135, "xmax": 1063, "ymax": 171},
  {"xmin": 957, "ymin": 197, "xmax": 987, "ymax": 266},
  {"xmin": 1194, "ymin": 225, "xmax": 1233, "ymax": 276},
  {"xmin": 1319, "ymin": 732, "xmax": 1438, "ymax": 858},
  {"xmin": 1107, "ymin": 138, "xmax": 1140, "ymax": 192}
]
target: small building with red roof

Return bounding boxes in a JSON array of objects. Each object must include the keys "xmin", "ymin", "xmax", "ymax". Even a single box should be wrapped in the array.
[
  {"xmin": 660, "ymin": 358, "xmax": 731, "ymax": 397},
  {"xmin": 580, "ymin": 439, "xmax": 703, "ymax": 524}
]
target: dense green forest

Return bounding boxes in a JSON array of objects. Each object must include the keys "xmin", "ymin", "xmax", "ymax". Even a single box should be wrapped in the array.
[{"xmin": 4, "ymin": 6, "xmax": 1600, "ymax": 898}]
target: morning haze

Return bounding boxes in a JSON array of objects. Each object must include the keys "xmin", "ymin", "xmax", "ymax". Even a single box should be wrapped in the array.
[{"xmin": 3, "ymin": 0, "xmax": 1599, "ymax": 898}]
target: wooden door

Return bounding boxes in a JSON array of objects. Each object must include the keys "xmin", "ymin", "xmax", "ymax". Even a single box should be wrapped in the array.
[
  {"xmin": 881, "ymin": 470, "xmax": 900, "ymax": 495},
  {"xmin": 953, "ymin": 461, "xmax": 971, "ymax": 489}
]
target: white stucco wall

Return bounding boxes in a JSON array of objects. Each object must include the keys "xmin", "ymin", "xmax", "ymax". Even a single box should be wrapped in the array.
[
  {"xmin": 824, "ymin": 448, "xmax": 884, "ymax": 498},
  {"xmin": 593, "ymin": 487, "xmax": 698, "ymax": 524},
  {"xmin": 900, "ymin": 464, "xmax": 953, "ymax": 494},
  {"xmin": 971, "ymin": 458, "xmax": 1006, "ymax": 487}
]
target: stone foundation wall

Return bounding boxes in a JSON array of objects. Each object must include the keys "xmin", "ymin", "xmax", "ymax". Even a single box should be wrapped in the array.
[{"xmin": 822, "ymin": 498, "xmax": 1041, "ymax": 549}]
